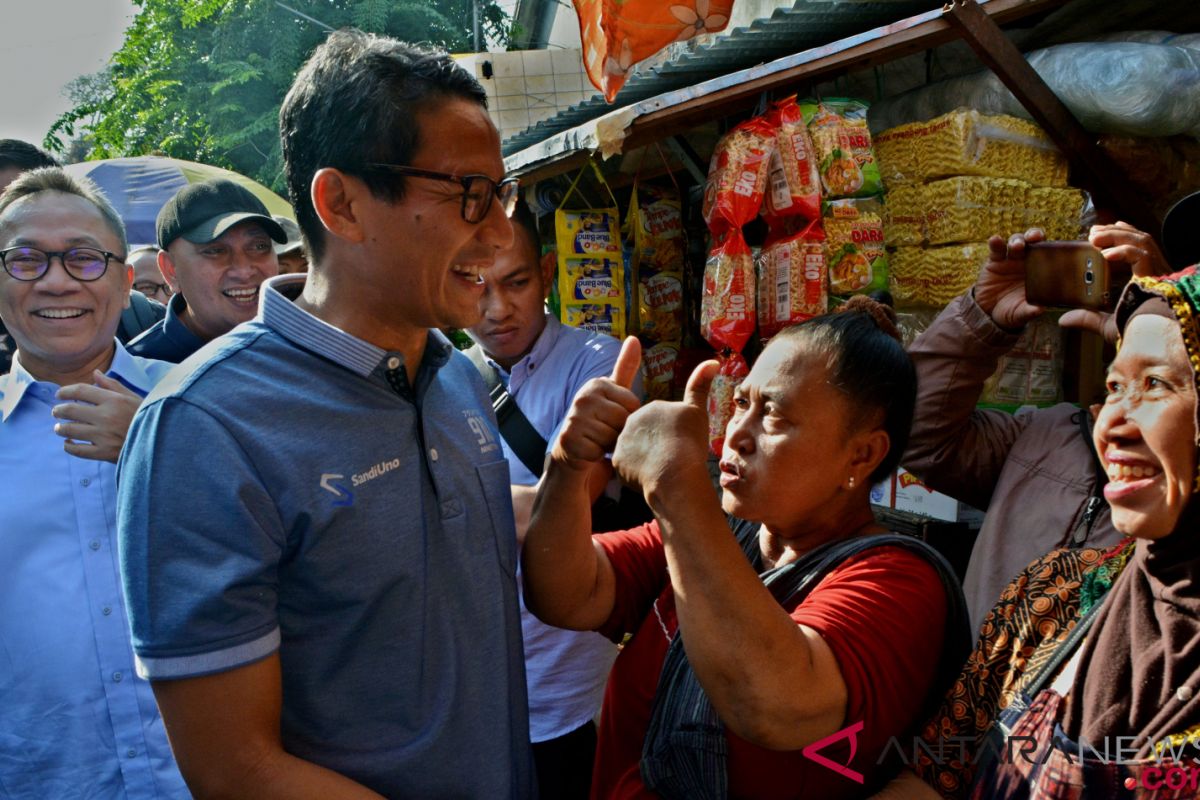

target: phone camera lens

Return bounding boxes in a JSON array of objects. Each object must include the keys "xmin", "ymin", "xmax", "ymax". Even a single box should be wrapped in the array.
[{"xmin": 1085, "ymin": 270, "xmax": 1094, "ymax": 284}]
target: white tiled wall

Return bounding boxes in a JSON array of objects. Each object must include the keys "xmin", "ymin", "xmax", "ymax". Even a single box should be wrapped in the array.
[{"xmin": 456, "ymin": 48, "xmax": 599, "ymax": 141}]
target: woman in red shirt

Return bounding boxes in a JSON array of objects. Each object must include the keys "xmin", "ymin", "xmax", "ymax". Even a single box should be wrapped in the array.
[{"xmin": 523, "ymin": 297, "xmax": 970, "ymax": 799}]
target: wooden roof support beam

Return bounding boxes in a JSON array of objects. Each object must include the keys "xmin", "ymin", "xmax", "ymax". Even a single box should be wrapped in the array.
[{"xmin": 943, "ymin": 0, "xmax": 1158, "ymax": 235}]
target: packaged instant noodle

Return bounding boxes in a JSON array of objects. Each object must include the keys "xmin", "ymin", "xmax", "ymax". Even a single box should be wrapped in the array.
[
  {"xmin": 981, "ymin": 314, "xmax": 1063, "ymax": 406},
  {"xmin": 702, "ymin": 118, "xmax": 776, "ymax": 233},
  {"xmin": 823, "ymin": 198, "xmax": 888, "ymax": 297},
  {"xmin": 701, "ymin": 232, "xmax": 756, "ymax": 353},
  {"xmin": 757, "ymin": 220, "xmax": 827, "ymax": 339},
  {"xmin": 763, "ymin": 96, "xmax": 821, "ymax": 221},
  {"xmin": 707, "ymin": 353, "xmax": 749, "ymax": 456},
  {"xmin": 800, "ymin": 98, "xmax": 883, "ymax": 199},
  {"xmin": 874, "ymin": 110, "xmax": 1068, "ymax": 188},
  {"xmin": 890, "ymin": 242, "xmax": 991, "ymax": 308}
]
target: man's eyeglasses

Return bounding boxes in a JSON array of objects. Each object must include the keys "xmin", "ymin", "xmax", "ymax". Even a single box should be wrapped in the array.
[
  {"xmin": 133, "ymin": 281, "xmax": 171, "ymax": 297},
  {"xmin": 366, "ymin": 164, "xmax": 520, "ymax": 224},
  {"xmin": 0, "ymin": 247, "xmax": 124, "ymax": 282}
]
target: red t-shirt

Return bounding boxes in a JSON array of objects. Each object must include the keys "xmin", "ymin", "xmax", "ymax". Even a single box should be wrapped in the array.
[{"xmin": 591, "ymin": 521, "xmax": 948, "ymax": 800}]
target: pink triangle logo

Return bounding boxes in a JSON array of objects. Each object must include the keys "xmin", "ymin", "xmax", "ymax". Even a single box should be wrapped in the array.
[{"xmin": 801, "ymin": 720, "xmax": 865, "ymax": 784}]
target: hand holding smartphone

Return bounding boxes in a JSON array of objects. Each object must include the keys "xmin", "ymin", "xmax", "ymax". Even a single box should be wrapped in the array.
[{"xmin": 1024, "ymin": 241, "xmax": 1128, "ymax": 311}]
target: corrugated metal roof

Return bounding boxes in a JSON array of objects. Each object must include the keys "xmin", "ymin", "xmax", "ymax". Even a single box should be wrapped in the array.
[{"xmin": 501, "ymin": 0, "xmax": 939, "ymax": 155}]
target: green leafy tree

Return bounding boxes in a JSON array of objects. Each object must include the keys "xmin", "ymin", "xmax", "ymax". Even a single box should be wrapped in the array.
[{"xmin": 48, "ymin": 0, "xmax": 512, "ymax": 192}]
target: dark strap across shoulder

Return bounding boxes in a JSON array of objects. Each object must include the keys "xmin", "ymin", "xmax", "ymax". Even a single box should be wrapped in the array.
[
  {"xmin": 641, "ymin": 520, "xmax": 972, "ymax": 799},
  {"xmin": 464, "ymin": 344, "xmax": 548, "ymax": 478}
]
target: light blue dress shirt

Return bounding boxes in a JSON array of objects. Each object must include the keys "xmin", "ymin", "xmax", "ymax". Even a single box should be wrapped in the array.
[
  {"xmin": 0, "ymin": 342, "xmax": 188, "ymax": 799},
  {"xmin": 478, "ymin": 313, "xmax": 640, "ymax": 742}
]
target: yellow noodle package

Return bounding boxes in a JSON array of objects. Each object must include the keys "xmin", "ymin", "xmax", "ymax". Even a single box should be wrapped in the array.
[
  {"xmin": 890, "ymin": 242, "xmax": 991, "ymax": 308},
  {"xmin": 823, "ymin": 197, "xmax": 888, "ymax": 296},
  {"xmin": 874, "ymin": 109, "xmax": 1069, "ymax": 188},
  {"xmin": 627, "ymin": 185, "xmax": 685, "ymax": 345}
]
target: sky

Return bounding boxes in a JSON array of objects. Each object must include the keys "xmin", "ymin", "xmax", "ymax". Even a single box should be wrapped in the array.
[{"xmin": 0, "ymin": 0, "xmax": 139, "ymax": 149}]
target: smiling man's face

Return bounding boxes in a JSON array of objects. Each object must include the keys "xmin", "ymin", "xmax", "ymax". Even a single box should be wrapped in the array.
[
  {"xmin": 160, "ymin": 220, "xmax": 279, "ymax": 342},
  {"xmin": 0, "ymin": 190, "xmax": 130, "ymax": 382}
]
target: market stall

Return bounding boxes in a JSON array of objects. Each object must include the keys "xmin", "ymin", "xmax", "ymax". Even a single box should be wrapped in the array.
[{"xmin": 501, "ymin": 0, "xmax": 1200, "ymax": 558}]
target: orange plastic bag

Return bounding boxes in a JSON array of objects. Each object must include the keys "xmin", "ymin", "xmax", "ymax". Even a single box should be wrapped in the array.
[{"xmin": 576, "ymin": 0, "xmax": 735, "ymax": 102}]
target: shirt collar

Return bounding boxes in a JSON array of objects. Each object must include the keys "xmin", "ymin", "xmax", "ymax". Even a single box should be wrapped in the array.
[
  {"xmin": 0, "ymin": 338, "xmax": 152, "ymax": 422},
  {"xmin": 162, "ymin": 293, "xmax": 206, "ymax": 351},
  {"xmin": 486, "ymin": 311, "xmax": 561, "ymax": 377},
  {"xmin": 260, "ymin": 274, "xmax": 454, "ymax": 376}
]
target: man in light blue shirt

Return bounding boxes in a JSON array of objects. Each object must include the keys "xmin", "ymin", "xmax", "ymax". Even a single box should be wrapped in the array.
[
  {"xmin": 0, "ymin": 167, "xmax": 186, "ymax": 798},
  {"xmin": 468, "ymin": 201, "xmax": 637, "ymax": 797}
]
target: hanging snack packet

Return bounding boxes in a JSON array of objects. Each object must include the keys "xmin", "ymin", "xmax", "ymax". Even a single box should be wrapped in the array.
[
  {"xmin": 823, "ymin": 197, "xmax": 888, "ymax": 297},
  {"xmin": 707, "ymin": 353, "xmax": 750, "ymax": 456},
  {"xmin": 643, "ymin": 341, "xmax": 680, "ymax": 401},
  {"xmin": 757, "ymin": 220, "xmax": 828, "ymax": 339},
  {"xmin": 702, "ymin": 118, "xmax": 776, "ymax": 233},
  {"xmin": 701, "ymin": 232, "xmax": 756, "ymax": 353},
  {"xmin": 563, "ymin": 304, "xmax": 626, "ymax": 338},
  {"xmin": 561, "ymin": 256, "xmax": 624, "ymax": 303},
  {"xmin": 801, "ymin": 98, "xmax": 883, "ymax": 199},
  {"xmin": 555, "ymin": 163, "xmax": 627, "ymax": 338},
  {"xmin": 628, "ymin": 185, "xmax": 685, "ymax": 343},
  {"xmin": 559, "ymin": 209, "xmax": 622, "ymax": 253},
  {"xmin": 763, "ymin": 96, "xmax": 822, "ymax": 221}
]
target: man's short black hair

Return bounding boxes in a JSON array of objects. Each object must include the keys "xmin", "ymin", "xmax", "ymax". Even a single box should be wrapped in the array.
[
  {"xmin": 0, "ymin": 139, "xmax": 60, "ymax": 172},
  {"xmin": 510, "ymin": 200, "xmax": 541, "ymax": 259},
  {"xmin": 279, "ymin": 28, "xmax": 488, "ymax": 262}
]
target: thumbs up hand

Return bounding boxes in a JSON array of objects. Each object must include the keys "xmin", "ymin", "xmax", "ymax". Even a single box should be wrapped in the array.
[
  {"xmin": 612, "ymin": 359, "xmax": 719, "ymax": 495},
  {"xmin": 550, "ymin": 336, "xmax": 643, "ymax": 472}
]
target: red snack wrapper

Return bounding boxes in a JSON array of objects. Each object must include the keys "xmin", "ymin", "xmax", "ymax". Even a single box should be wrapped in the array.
[
  {"xmin": 757, "ymin": 219, "xmax": 828, "ymax": 339},
  {"xmin": 707, "ymin": 352, "xmax": 750, "ymax": 456},
  {"xmin": 702, "ymin": 118, "xmax": 776, "ymax": 234},
  {"xmin": 701, "ymin": 231, "xmax": 756, "ymax": 353},
  {"xmin": 763, "ymin": 96, "xmax": 821, "ymax": 221}
]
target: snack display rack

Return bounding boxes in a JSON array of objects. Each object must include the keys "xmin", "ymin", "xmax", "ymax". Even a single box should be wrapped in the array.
[{"xmin": 500, "ymin": 0, "xmax": 1200, "ymax": 524}]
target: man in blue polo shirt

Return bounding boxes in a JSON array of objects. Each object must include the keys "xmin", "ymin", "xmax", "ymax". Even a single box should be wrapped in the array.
[
  {"xmin": 0, "ymin": 167, "xmax": 187, "ymax": 798},
  {"xmin": 117, "ymin": 30, "xmax": 532, "ymax": 799},
  {"xmin": 125, "ymin": 180, "xmax": 285, "ymax": 363}
]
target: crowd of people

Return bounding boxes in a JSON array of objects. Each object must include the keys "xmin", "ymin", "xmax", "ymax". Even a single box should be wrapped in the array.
[{"xmin": 3, "ymin": 24, "xmax": 1200, "ymax": 800}]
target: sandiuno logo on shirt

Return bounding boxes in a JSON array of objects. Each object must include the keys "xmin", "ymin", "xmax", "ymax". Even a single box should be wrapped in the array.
[{"xmin": 319, "ymin": 457, "xmax": 402, "ymax": 506}]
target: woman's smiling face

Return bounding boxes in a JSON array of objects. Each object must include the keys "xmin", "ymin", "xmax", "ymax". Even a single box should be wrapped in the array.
[{"xmin": 1095, "ymin": 313, "xmax": 1199, "ymax": 539}]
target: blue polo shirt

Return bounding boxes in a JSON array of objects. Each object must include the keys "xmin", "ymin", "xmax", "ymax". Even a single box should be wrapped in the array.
[
  {"xmin": 117, "ymin": 275, "xmax": 533, "ymax": 798},
  {"xmin": 124, "ymin": 292, "xmax": 205, "ymax": 363}
]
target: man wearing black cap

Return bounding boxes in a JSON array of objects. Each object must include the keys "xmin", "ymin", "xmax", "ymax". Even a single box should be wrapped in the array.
[{"xmin": 126, "ymin": 179, "xmax": 285, "ymax": 362}]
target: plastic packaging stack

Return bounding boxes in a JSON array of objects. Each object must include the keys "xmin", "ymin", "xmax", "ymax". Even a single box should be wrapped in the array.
[{"xmin": 877, "ymin": 109, "xmax": 1086, "ymax": 309}]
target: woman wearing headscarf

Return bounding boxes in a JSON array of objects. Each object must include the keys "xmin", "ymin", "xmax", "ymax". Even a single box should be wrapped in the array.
[
  {"xmin": 523, "ymin": 297, "xmax": 971, "ymax": 799},
  {"xmin": 880, "ymin": 264, "xmax": 1200, "ymax": 799}
]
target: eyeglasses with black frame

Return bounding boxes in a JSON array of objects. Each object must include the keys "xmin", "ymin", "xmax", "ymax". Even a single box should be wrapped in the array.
[
  {"xmin": 0, "ymin": 247, "xmax": 124, "ymax": 282},
  {"xmin": 366, "ymin": 164, "xmax": 520, "ymax": 224}
]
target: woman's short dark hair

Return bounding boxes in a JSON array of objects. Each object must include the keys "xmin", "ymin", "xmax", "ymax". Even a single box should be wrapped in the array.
[
  {"xmin": 279, "ymin": 28, "xmax": 488, "ymax": 262},
  {"xmin": 772, "ymin": 296, "xmax": 916, "ymax": 483}
]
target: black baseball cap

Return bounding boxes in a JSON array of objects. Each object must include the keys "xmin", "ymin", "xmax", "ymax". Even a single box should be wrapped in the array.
[{"xmin": 157, "ymin": 178, "xmax": 287, "ymax": 250}]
